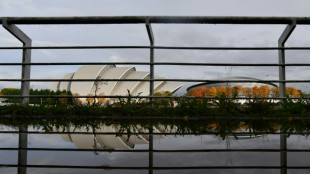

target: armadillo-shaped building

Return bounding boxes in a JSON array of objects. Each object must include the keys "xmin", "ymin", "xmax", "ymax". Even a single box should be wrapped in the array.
[{"xmin": 51, "ymin": 65, "xmax": 182, "ymax": 100}]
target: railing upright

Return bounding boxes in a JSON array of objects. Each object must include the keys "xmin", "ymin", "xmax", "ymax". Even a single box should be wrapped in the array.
[
  {"xmin": 278, "ymin": 20, "xmax": 296, "ymax": 105},
  {"xmin": 2, "ymin": 19, "xmax": 32, "ymax": 104},
  {"xmin": 146, "ymin": 20, "xmax": 155, "ymax": 102}
]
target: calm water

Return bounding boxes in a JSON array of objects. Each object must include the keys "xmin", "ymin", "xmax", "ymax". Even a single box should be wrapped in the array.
[{"xmin": 0, "ymin": 118, "xmax": 310, "ymax": 174}]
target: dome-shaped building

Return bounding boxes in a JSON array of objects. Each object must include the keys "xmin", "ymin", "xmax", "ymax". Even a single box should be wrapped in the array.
[
  {"xmin": 51, "ymin": 65, "xmax": 182, "ymax": 101},
  {"xmin": 186, "ymin": 76, "xmax": 278, "ymax": 102},
  {"xmin": 187, "ymin": 76, "xmax": 277, "ymax": 92}
]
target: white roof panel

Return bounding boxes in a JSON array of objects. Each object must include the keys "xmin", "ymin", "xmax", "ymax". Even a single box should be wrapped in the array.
[
  {"xmin": 51, "ymin": 82, "xmax": 59, "ymax": 91},
  {"xmin": 131, "ymin": 76, "xmax": 164, "ymax": 96},
  {"xmin": 59, "ymin": 73, "xmax": 74, "ymax": 91},
  {"xmin": 70, "ymin": 65, "xmax": 113, "ymax": 95},
  {"xmin": 93, "ymin": 67, "xmax": 135, "ymax": 95},
  {"xmin": 155, "ymin": 82, "xmax": 183, "ymax": 94},
  {"xmin": 110, "ymin": 71, "xmax": 149, "ymax": 96}
]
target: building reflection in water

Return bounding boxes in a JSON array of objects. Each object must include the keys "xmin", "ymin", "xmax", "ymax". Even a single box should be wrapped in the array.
[
  {"xmin": 55, "ymin": 125, "xmax": 168, "ymax": 150},
  {"xmin": 14, "ymin": 124, "xmax": 289, "ymax": 174}
]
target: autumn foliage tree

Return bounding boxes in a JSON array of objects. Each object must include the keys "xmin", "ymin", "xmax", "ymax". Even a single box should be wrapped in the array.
[
  {"xmin": 186, "ymin": 85, "xmax": 304, "ymax": 99},
  {"xmin": 233, "ymin": 86, "xmax": 242, "ymax": 97},
  {"xmin": 241, "ymin": 87, "xmax": 252, "ymax": 98},
  {"xmin": 286, "ymin": 87, "xmax": 300, "ymax": 98},
  {"xmin": 97, "ymin": 93, "xmax": 106, "ymax": 104},
  {"xmin": 216, "ymin": 86, "xmax": 227, "ymax": 97},
  {"xmin": 71, "ymin": 93, "xmax": 82, "ymax": 104},
  {"xmin": 86, "ymin": 94, "xmax": 95, "ymax": 103},
  {"xmin": 154, "ymin": 91, "xmax": 173, "ymax": 103},
  {"xmin": 270, "ymin": 87, "xmax": 279, "ymax": 98}
]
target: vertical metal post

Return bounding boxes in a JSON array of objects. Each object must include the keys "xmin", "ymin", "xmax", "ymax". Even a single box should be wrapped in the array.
[
  {"xmin": 280, "ymin": 129, "xmax": 287, "ymax": 174},
  {"xmin": 2, "ymin": 19, "xmax": 32, "ymax": 104},
  {"xmin": 18, "ymin": 126, "xmax": 28, "ymax": 174},
  {"xmin": 278, "ymin": 21, "xmax": 295, "ymax": 174},
  {"xmin": 278, "ymin": 21, "xmax": 296, "ymax": 104},
  {"xmin": 146, "ymin": 20, "xmax": 155, "ymax": 103},
  {"xmin": 148, "ymin": 126, "xmax": 153, "ymax": 174}
]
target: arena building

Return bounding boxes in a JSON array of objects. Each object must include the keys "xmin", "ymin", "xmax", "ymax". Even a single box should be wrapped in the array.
[
  {"xmin": 187, "ymin": 76, "xmax": 277, "ymax": 92},
  {"xmin": 51, "ymin": 65, "xmax": 182, "ymax": 101}
]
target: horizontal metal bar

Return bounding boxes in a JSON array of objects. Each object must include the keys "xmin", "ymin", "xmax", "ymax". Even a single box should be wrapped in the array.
[
  {"xmin": 1, "ymin": 147, "xmax": 310, "ymax": 153},
  {"xmin": 0, "ymin": 95, "xmax": 305, "ymax": 100},
  {"xmin": 0, "ymin": 147, "xmax": 148, "ymax": 152},
  {"xmin": 0, "ymin": 79, "xmax": 309, "ymax": 83},
  {"xmin": 0, "ymin": 62, "xmax": 148, "ymax": 66},
  {"xmin": 0, "ymin": 164, "xmax": 309, "ymax": 169},
  {"xmin": 0, "ymin": 164, "xmax": 148, "ymax": 169},
  {"xmin": 0, "ymin": 130, "xmax": 296, "ymax": 135},
  {"xmin": 0, "ymin": 95, "xmax": 304, "ymax": 100},
  {"xmin": 2, "ymin": 62, "xmax": 310, "ymax": 66},
  {"xmin": 1, "ymin": 16, "xmax": 310, "ymax": 25},
  {"xmin": 1, "ymin": 45, "xmax": 310, "ymax": 50}
]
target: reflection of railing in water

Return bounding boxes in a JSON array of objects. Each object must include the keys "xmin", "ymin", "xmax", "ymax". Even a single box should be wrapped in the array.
[
  {"xmin": 2, "ymin": 119, "xmax": 310, "ymax": 174},
  {"xmin": 2, "ymin": 129, "xmax": 294, "ymax": 173}
]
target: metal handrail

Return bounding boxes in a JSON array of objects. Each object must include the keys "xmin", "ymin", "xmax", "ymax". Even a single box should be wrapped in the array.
[
  {"xmin": 0, "ymin": 95, "xmax": 303, "ymax": 99},
  {"xmin": 1, "ymin": 16, "xmax": 310, "ymax": 25},
  {"xmin": 1, "ymin": 62, "xmax": 310, "ymax": 66},
  {"xmin": 1, "ymin": 45, "xmax": 310, "ymax": 50},
  {"xmin": 0, "ymin": 16, "xmax": 308, "ymax": 103}
]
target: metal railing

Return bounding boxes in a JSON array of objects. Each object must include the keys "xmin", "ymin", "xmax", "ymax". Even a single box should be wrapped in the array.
[
  {"xmin": 0, "ymin": 121, "xmax": 308, "ymax": 174},
  {"xmin": 0, "ymin": 16, "xmax": 309, "ymax": 103}
]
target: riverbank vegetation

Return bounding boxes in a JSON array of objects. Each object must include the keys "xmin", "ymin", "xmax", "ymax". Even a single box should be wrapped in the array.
[
  {"xmin": 186, "ymin": 85, "xmax": 304, "ymax": 98},
  {"xmin": 1, "ymin": 88, "xmax": 310, "ymax": 117},
  {"xmin": 0, "ymin": 115, "xmax": 309, "ymax": 140}
]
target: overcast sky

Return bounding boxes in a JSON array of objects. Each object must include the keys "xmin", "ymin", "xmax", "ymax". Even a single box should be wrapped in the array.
[{"xmin": 1, "ymin": 0, "xmax": 310, "ymax": 94}]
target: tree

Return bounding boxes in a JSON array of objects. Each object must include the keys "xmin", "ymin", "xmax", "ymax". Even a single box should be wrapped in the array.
[
  {"xmin": 190, "ymin": 88, "xmax": 203, "ymax": 97},
  {"xmin": 97, "ymin": 93, "xmax": 106, "ymax": 104},
  {"xmin": 270, "ymin": 87, "xmax": 280, "ymax": 98},
  {"xmin": 154, "ymin": 91, "xmax": 173, "ymax": 103},
  {"xmin": 251, "ymin": 86, "xmax": 260, "ymax": 98},
  {"xmin": 216, "ymin": 86, "xmax": 227, "ymax": 97},
  {"xmin": 241, "ymin": 87, "xmax": 252, "ymax": 98},
  {"xmin": 86, "ymin": 94, "xmax": 95, "ymax": 103},
  {"xmin": 232, "ymin": 86, "xmax": 242, "ymax": 97},
  {"xmin": 286, "ymin": 87, "xmax": 300, "ymax": 98},
  {"xmin": 72, "ymin": 93, "xmax": 82, "ymax": 104},
  {"xmin": 200, "ymin": 87, "xmax": 208, "ymax": 97},
  {"xmin": 258, "ymin": 85, "xmax": 270, "ymax": 98},
  {"xmin": 0, "ymin": 88, "xmax": 21, "ymax": 103},
  {"xmin": 226, "ymin": 87, "xmax": 234, "ymax": 97},
  {"xmin": 58, "ymin": 92, "xmax": 69, "ymax": 104},
  {"xmin": 207, "ymin": 87, "xmax": 217, "ymax": 97}
]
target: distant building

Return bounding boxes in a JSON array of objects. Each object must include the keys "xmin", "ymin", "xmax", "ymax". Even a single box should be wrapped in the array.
[
  {"xmin": 187, "ymin": 76, "xmax": 277, "ymax": 92},
  {"xmin": 186, "ymin": 76, "xmax": 278, "ymax": 103},
  {"xmin": 51, "ymin": 65, "xmax": 182, "ymax": 102}
]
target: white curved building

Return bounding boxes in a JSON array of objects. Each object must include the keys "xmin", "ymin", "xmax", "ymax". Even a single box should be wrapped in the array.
[{"xmin": 51, "ymin": 65, "xmax": 182, "ymax": 101}]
